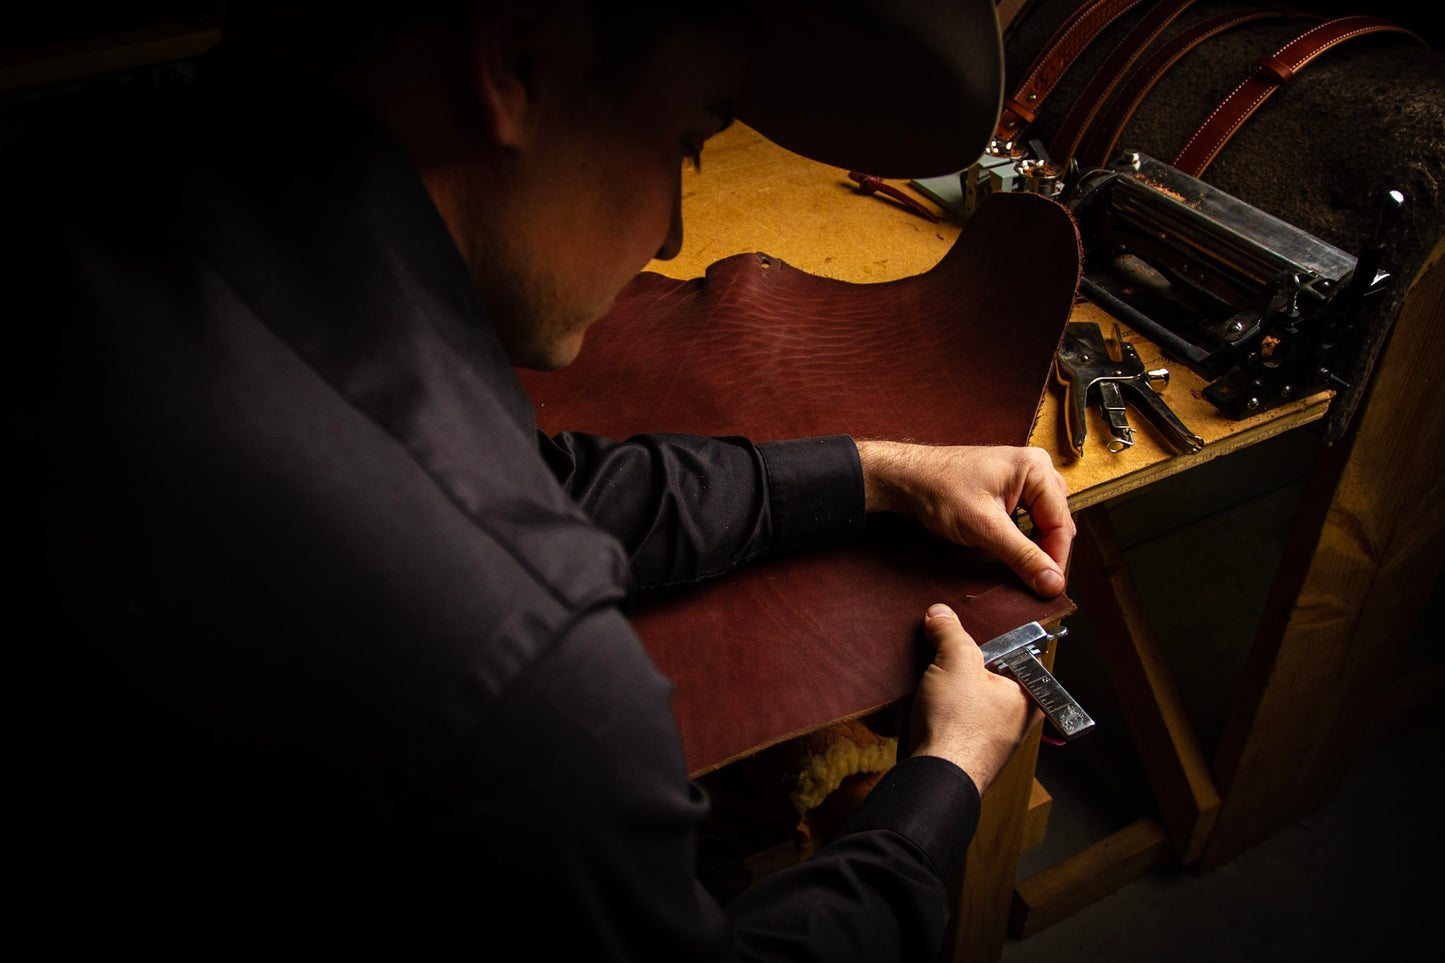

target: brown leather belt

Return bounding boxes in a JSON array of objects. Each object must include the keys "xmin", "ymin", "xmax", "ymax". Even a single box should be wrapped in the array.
[
  {"xmin": 1047, "ymin": 0, "xmax": 1199, "ymax": 168},
  {"xmin": 997, "ymin": 0, "xmax": 1150, "ymax": 146},
  {"xmin": 1172, "ymin": 14, "xmax": 1424, "ymax": 177},
  {"xmin": 1078, "ymin": 4, "xmax": 1307, "ymax": 170}
]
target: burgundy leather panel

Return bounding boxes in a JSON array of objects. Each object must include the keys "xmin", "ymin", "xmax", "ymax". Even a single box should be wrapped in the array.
[{"xmin": 520, "ymin": 192, "xmax": 1082, "ymax": 774}]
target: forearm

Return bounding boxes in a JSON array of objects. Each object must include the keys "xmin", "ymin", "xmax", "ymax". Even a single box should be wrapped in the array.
[
  {"xmin": 542, "ymin": 430, "xmax": 865, "ymax": 592},
  {"xmin": 856, "ymin": 438, "xmax": 934, "ymax": 515},
  {"xmin": 726, "ymin": 754, "xmax": 978, "ymax": 961}
]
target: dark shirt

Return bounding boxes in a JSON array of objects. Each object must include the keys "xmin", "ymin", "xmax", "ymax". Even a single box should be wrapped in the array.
[{"xmin": 8, "ymin": 46, "xmax": 979, "ymax": 960}]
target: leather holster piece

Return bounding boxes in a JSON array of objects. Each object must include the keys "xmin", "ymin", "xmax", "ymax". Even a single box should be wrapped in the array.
[{"xmin": 520, "ymin": 191, "xmax": 1083, "ymax": 775}]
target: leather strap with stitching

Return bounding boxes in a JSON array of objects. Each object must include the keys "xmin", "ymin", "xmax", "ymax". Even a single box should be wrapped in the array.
[
  {"xmin": 1048, "ymin": 0, "xmax": 1199, "ymax": 168},
  {"xmin": 1173, "ymin": 14, "xmax": 1424, "ymax": 177},
  {"xmin": 1079, "ymin": 4, "xmax": 1307, "ymax": 170},
  {"xmin": 997, "ymin": 0, "xmax": 1151, "ymax": 146}
]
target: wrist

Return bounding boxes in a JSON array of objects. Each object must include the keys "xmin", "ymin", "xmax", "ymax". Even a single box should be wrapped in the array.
[
  {"xmin": 909, "ymin": 742, "xmax": 995, "ymax": 795},
  {"xmin": 855, "ymin": 439, "xmax": 917, "ymax": 516}
]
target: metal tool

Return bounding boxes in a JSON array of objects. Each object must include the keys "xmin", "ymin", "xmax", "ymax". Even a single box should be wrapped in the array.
[
  {"xmin": 979, "ymin": 622, "xmax": 1094, "ymax": 741},
  {"xmin": 1055, "ymin": 320, "xmax": 1204, "ymax": 457},
  {"xmin": 1064, "ymin": 152, "xmax": 1399, "ymax": 433}
]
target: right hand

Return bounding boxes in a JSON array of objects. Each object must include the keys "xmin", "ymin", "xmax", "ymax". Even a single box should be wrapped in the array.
[
  {"xmin": 855, "ymin": 441, "xmax": 1074, "ymax": 599},
  {"xmin": 909, "ymin": 604, "xmax": 1040, "ymax": 794}
]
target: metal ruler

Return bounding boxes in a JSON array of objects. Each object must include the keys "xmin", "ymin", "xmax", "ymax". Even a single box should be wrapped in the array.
[{"xmin": 979, "ymin": 622, "xmax": 1095, "ymax": 740}]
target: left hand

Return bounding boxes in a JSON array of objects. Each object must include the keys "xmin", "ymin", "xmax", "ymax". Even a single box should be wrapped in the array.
[{"xmin": 855, "ymin": 440, "xmax": 1074, "ymax": 597}]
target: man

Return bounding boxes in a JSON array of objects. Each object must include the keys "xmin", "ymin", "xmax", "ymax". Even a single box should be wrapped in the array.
[{"xmin": 10, "ymin": 1, "xmax": 1074, "ymax": 958}]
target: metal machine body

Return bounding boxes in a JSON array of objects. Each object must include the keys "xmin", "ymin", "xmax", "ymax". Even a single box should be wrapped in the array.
[{"xmin": 1065, "ymin": 152, "xmax": 1396, "ymax": 420}]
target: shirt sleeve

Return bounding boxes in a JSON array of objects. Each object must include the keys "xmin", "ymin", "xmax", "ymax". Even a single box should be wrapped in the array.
[
  {"xmin": 538, "ymin": 431, "xmax": 866, "ymax": 593},
  {"xmin": 447, "ymin": 604, "xmax": 979, "ymax": 963}
]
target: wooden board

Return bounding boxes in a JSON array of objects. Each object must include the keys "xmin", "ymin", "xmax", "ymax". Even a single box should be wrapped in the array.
[{"xmin": 1010, "ymin": 817, "xmax": 1172, "ymax": 939}]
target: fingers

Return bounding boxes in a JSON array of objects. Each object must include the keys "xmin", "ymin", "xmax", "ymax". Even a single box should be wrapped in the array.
[
  {"xmin": 975, "ymin": 507, "xmax": 1068, "ymax": 597},
  {"xmin": 857, "ymin": 442, "xmax": 1075, "ymax": 598},
  {"xmin": 1012, "ymin": 452, "xmax": 1075, "ymax": 595},
  {"xmin": 1017, "ymin": 456, "xmax": 1075, "ymax": 563},
  {"xmin": 1016, "ymin": 449, "xmax": 1075, "ymax": 570}
]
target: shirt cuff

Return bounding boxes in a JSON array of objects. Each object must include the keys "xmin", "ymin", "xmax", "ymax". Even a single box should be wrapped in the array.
[
  {"xmin": 840, "ymin": 755, "xmax": 981, "ymax": 883},
  {"xmin": 756, "ymin": 435, "xmax": 866, "ymax": 555}
]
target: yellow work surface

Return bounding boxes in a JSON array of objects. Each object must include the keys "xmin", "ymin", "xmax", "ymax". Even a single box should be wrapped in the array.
[{"xmin": 647, "ymin": 122, "xmax": 961, "ymax": 283}]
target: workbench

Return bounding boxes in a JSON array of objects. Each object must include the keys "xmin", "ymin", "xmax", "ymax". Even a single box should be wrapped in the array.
[{"xmin": 645, "ymin": 121, "xmax": 1445, "ymax": 962}]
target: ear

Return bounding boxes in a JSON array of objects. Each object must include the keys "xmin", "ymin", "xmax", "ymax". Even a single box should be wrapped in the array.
[{"xmin": 468, "ymin": 2, "xmax": 544, "ymax": 149}]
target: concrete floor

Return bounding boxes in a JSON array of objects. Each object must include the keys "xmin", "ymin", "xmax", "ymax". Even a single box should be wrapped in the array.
[{"xmin": 1001, "ymin": 427, "xmax": 1445, "ymax": 962}]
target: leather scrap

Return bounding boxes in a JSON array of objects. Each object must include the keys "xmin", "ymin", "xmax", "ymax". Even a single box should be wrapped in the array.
[{"xmin": 520, "ymin": 191, "xmax": 1083, "ymax": 775}]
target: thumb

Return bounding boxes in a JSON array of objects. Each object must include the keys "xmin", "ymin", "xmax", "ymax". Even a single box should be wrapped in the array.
[{"xmin": 923, "ymin": 604, "xmax": 980, "ymax": 666}]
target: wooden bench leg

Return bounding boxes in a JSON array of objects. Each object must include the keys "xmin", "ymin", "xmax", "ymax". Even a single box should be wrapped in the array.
[
  {"xmin": 1069, "ymin": 504, "xmax": 1222, "ymax": 863},
  {"xmin": 1007, "ymin": 503, "xmax": 1223, "ymax": 939},
  {"xmin": 1010, "ymin": 817, "xmax": 1172, "ymax": 938}
]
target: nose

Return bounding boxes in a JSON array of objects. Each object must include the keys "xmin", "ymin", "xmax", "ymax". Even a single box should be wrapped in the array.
[{"xmin": 654, "ymin": 184, "xmax": 684, "ymax": 261}]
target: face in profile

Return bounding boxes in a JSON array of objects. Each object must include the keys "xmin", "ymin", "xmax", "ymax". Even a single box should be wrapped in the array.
[{"xmin": 482, "ymin": 12, "xmax": 745, "ymax": 370}]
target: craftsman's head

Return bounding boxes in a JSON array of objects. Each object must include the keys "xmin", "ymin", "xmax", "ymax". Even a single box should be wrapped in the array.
[
  {"xmin": 443, "ymin": 2, "xmax": 749, "ymax": 371},
  {"xmin": 227, "ymin": 1, "xmax": 1002, "ymax": 370},
  {"xmin": 230, "ymin": 0, "xmax": 747, "ymax": 369}
]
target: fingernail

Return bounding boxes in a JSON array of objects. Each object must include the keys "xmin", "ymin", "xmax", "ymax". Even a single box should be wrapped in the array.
[
  {"xmin": 1034, "ymin": 570, "xmax": 1065, "ymax": 596},
  {"xmin": 925, "ymin": 603, "xmax": 953, "ymax": 620}
]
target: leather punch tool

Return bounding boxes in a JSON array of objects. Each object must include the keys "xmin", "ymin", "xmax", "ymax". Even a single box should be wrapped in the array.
[{"xmin": 1055, "ymin": 320, "xmax": 1204, "ymax": 457}]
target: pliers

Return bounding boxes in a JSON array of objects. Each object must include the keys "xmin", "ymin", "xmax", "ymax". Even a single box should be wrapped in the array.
[{"xmin": 1055, "ymin": 321, "xmax": 1203, "ymax": 457}]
